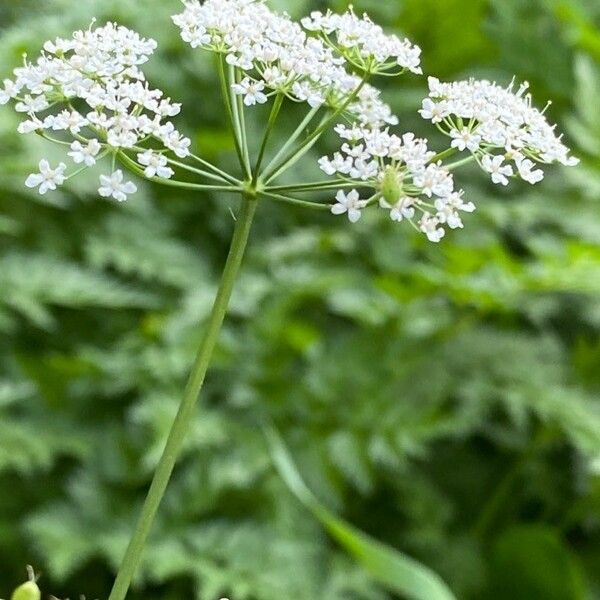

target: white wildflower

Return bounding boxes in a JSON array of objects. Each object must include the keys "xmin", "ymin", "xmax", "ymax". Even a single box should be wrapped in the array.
[
  {"xmin": 0, "ymin": 78, "xmax": 20, "ymax": 105},
  {"xmin": 98, "ymin": 170, "xmax": 137, "ymax": 202},
  {"xmin": 482, "ymin": 155, "xmax": 513, "ymax": 186},
  {"xmin": 231, "ymin": 78, "xmax": 268, "ymax": 106},
  {"xmin": 419, "ymin": 213, "xmax": 445, "ymax": 243},
  {"xmin": 0, "ymin": 22, "xmax": 189, "ymax": 199},
  {"xmin": 319, "ymin": 126, "xmax": 472, "ymax": 242},
  {"xmin": 450, "ymin": 128, "xmax": 481, "ymax": 152},
  {"xmin": 380, "ymin": 197, "xmax": 415, "ymax": 222},
  {"xmin": 137, "ymin": 150, "xmax": 174, "ymax": 179},
  {"xmin": 68, "ymin": 139, "xmax": 102, "ymax": 166},
  {"xmin": 419, "ymin": 98, "xmax": 447, "ymax": 124},
  {"xmin": 25, "ymin": 160, "xmax": 67, "ymax": 194},
  {"xmin": 331, "ymin": 189, "xmax": 366, "ymax": 223},
  {"xmin": 516, "ymin": 157, "xmax": 544, "ymax": 184},
  {"xmin": 172, "ymin": 0, "xmax": 400, "ymax": 127},
  {"xmin": 301, "ymin": 9, "xmax": 422, "ymax": 75},
  {"xmin": 420, "ymin": 76, "xmax": 578, "ymax": 183},
  {"xmin": 15, "ymin": 94, "xmax": 48, "ymax": 113}
]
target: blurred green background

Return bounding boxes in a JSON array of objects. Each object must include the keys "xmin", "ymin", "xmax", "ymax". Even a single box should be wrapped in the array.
[{"xmin": 1, "ymin": 0, "xmax": 600, "ymax": 598}]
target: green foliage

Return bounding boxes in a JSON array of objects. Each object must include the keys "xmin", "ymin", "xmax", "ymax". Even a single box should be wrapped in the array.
[
  {"xmin": 1, "ymin": 1, "xmax": 600, "ymax": 600},
  {"xmin": 486, "ymin": 525, "xmax": 586, "ymax": 600},
  {"xmin": 266, "ymin": 426, "xmax": 456, "ymax": 600}
]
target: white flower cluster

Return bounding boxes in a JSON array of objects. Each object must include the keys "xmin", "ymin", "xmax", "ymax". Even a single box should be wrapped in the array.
[
  {"xmin": 420, "ymin": 77, "xmax": 578, "ymax": 185},
  {"xmin": 320, "ymin": 125, "xmax": 474, "ymax": 242},
  {"xmin": 172, "ymin": 0, "xmax": 401, "ymax": 127},
  {"xmin": 301, "ymin": 9, "xmax": 422, "ymax": 75},
  {"xmin": 1, "ymin": 22, "xmax": 191, "ymax": 199}
]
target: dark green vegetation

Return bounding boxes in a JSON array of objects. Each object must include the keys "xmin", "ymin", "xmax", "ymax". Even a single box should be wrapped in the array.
[{"xmin": 1, "ymin": 0, "xmax": 600, "ymax": 598}]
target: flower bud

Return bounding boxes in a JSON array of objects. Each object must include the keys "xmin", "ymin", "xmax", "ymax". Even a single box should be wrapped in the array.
[
  {"xmin": 11, "ymin": 581, "xmax": 41, "ymax": 600},
  {"xmin": 380, "ymin": 167, "xmax": 403, "ymax": 205}
]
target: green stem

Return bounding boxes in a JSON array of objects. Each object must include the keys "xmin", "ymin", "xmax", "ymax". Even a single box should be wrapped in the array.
[
  {"xmin": 166, "ymin": 157, "xmax": 239, "ymax": 185},
  {"xmin": 189, "ymin": 153, "xmax": 242, "ymax": 185},
  {"xmin": 259, "ymin": 105, "xmax": 321, "ymax": 181},
  {"xmin": 268, "ymin": 180, "xmax": 364, "ymax": 193},
  {"xmin": 218, "ymin": 55, "xmax": 248, "ymax": 178},
  {"xmin": 445, "ymin": 155, "xmax": 477, "ymax": 171},
  {"xmin": 230, "ymin": 64, "xmax": 252, "ymax": 178},
  {"xmin": 253, "ymin": 93, "xmax": 284, "ymax": 185},
  {"xmin": 117, "ymin": 152, "xmax": 241, "ymax": 193},
  {"xmin": 430, "ymin": 147, "xmax": 458, "ymax": 163},
  {"xmin": 107, "ymin": 195, "xmax": 257, "ymax": 600},
  {"xmin": 262, "ymin": 76, "xmax": 369, "ymax": 184},
  {"xmin": 473, "ymin": 428, "xmax": 548, "ymax": 540},
  {"xmin": 258, "ymin": 190, "xmax": 330, "ymax": 210}
]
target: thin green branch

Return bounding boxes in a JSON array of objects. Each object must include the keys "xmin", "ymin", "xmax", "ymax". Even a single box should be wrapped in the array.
[
  {"xmin": 230, "ymin": 64, "xmax": 252, "ymax": 179},
  {"xmin": 445, "ymin": 155, "xmax": 478, "ymax": 171},
  {"xmin": 166, "ymin": 157, "xmax": 239, "ymax": 185},
  {"xmin": 267, "ymin": 180, "xmax": 364, "ymax": 193},
  {"xmin": 108, "ymin": 195, "xmax": 258, "ymax": 600},
  {"xmin": 189, "ymin": 153, "xmax": 241, "ymax": 185},
  {"xmin": 217, "ymin": 55, "xmax": 248, "ymax": 178},
  {"xmin": 430, "ymin": 147, "xmax": 458, "ymax": 163},
  {"xmin": 253, "ymin": 93, "xmax": 284, "ymax": 185},
  {"xmin": 259, "ymin": 105, "xmax": 321, "ymax": 181},
  {"xmin": 262, "ymin": 76, "xmax": 369, "ymax": 184},
  {"xmin": 118, "ymin": 151, "xmax": 241, "ymax": 192},
  {"xmin": 258, "ymin": 189, "xmax": 330, "ymax": 211}
]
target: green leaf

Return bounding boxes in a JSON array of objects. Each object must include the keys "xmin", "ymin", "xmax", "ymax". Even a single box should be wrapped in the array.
[
  {"xmin": 0, "ymin": 253, "xmax": 159, "ymax": 328},
  {"xmin": 264, "ymin": 426, "xmax": 457, "ymax": 600}
]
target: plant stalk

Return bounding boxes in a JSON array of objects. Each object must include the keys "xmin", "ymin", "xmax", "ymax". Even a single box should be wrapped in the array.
[
  {"xmin": 107, "ymin": 194, "xmax": 258, "ymax": 600},
  {"xmin": 262, "ymin": 76, "xmax": 369, "ymax": 184}
]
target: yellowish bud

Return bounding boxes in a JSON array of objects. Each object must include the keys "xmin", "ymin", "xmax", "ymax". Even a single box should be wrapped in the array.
[
  {"xmin": 380, "ymin": 167, "xmax": 403, "ymax": 205},
  {"xmin": 11, "ymin": 581, "xmax": 41, "ymax": 600}
]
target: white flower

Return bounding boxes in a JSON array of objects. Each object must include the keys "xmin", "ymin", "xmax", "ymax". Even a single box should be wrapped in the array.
[
  {"xmin": 320, "ymin": 126, "xmax": 471, "ymax": 242},
  {"xmin": 380, "ymin": 197, "xmax": 415, "ymax": 222},
  {"xmin": 434, "ymin": 191, "xmax": 476, "ymax": 230},
  {"xmin": 231, "ymin": 77, "xmax": 268, "ymax": 106},
  {"xmin": 318, "ymin": 153, "xmax": 353, "ymax": 176},
  {"xmin": 68, "ymin": 139, "xmax": 102, "ymax": 166},
  {"xmin": 25, "ymin": 160, "xmax": 67, "ymax": 195},
  {"xmin": 412, "ymin": 164, "xmax": 454, "ymax": 198},
  {"xmin": 419, "ymin": 98, "xmax": 447, "ymax": 124},
  {"xmin": 46, "ymin": 110, "xmax": 89, "ymax": 134},
  {"xmin": 349, "ymin": 158, "xmax": 379, "ymax": 180},
  {"xmin": 98, "ymin": 170, "xmax": 137, "ymax": 202},
  {"xmin": 1, "ymin": 22, "xmax": 190, "ymax": 194},
  {"xmin": 0, "ymin": 79, "xmax": 20, "ymax": 105},
  {"xmin": 15, "ymin": 94, "xmax": 49, "ymax": 113},
  {"xmin": 482, "ymin": 155, "xmax": 513, "ymax": 186},
  {"xmin": 419, "ymin": 213, "xmax": 445, "ymax": 243},
  {"xmin": 420, "ymin": 76, "xmax": 578, "ymax": 182},
  {"xmin": 17, "ymin": 117, "xmax": 45, "ymax": 134},
  {"xmin": 172, "ymin": 0, "xmax": 399, "ymax": 127},
  {"xmin": 137, "ymin": 150, "xmax": 174, "ymax": 179},
  {"xmin": 159, "ymin": 123, "xmax": 191, "ymax": 158},
  {"xmin": 450, "ymin": 128, "xmax": 481, "ymax": 152},
  {"xmin": 331, "ymin": 189, "xmax": 366, "ymax": 223},
  {"xmin": 301, "ymin": 9, "xmax": 422, "ymax": 75},
  {"xmin": 516, "ymin": 158, "xmax": 544, "ymax": 184}
]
